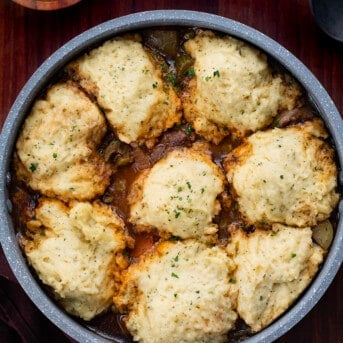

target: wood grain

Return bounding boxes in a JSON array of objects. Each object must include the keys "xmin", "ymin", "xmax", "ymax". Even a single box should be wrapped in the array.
[
  {"xmin": 11, "ymin": 0, "xmax": 82, "ymax": 11},
  {"xmin": 0, "ymin": 0, "xmax": 342, "ymax": 342}
]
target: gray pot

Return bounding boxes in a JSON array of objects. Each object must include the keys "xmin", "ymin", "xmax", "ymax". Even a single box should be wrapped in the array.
[{"xmin": 0, "ymin": 10, "xmax": 342, "ymax": 343}]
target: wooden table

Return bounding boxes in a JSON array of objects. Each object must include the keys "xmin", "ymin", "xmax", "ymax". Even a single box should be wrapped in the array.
[{"xmin": 0, "ymin": 0, "xmax": 342, "ymax": 342}]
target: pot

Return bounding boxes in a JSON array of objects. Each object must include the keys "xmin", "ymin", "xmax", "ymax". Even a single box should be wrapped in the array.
[{"xmin": 0, "ymin": 10, "xmax": 342, "ymax": 343}]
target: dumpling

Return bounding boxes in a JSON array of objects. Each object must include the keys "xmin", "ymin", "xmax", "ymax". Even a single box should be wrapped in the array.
[
  {"xmin": 66, "ymin": 35, "xmax": 181, "ymax": 146},
  {"xmin": 15, "ymin": 82, "xmax": 110, "ymax": 201},
  {"xmin": 182, "ymin": 30, "xmax": 301, "ymax": 143},
  {"xmin": 129, "ymin": 148, "xmax": 225, "ymax": 241},
  {"xmin": 115, "ymin": 240, "xmax": 238, "ymax": 343}
]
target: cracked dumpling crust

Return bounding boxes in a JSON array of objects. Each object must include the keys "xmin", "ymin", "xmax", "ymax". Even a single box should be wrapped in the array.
[
  {"xmin": 182, "ymin": 30, "xmax": 301, "ymax": 143},
  {"xmin": 66, "ymin": 36, "xmax": 181, "ymax": 145},
  {"xmin": 114, "ymin": 240, "xmax": 238, "ymax": 343},
  {"xmin": 15, "ymin": 82, "xmax": 110, "ymax": 201},
  {"xmin": 129, "ymin": 148, "xmax": 225, "ymax": 241},
  {"xmin": 24, "ymin": 198, "xmax": 132, "ymax": 321},
  {"xmin": 224, "ymin": 121, "xmax": 339, "ymax": 227},
  {"xmin": 226, "ymin": 225, "xmax": 324, "ymax": 332}
]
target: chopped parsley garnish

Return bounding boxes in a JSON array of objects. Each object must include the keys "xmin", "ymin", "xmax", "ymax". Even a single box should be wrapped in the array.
[
  {"xmin": 52, "ymin": 153, "xmax": 57, "ymax": 159},
  {"xmin": 186, "ymin": 181, "xmax": 192, "ymax": 190},
  {"xmin": 184, "ymin": 124, "xmax": 194, "ymax": 136},
  {"xmin": 280, "ymin": 175, "xmax": 284, "ymax": 179},
  {"xmin": 169, "ymin": 236, "xmax": 181, "ymax": 241},
  {"xmin": 152, "ymin": 82, "xmax": 158, "ymax": 89},
  {"xmin": 171, "ymin": 272, "xmax": 179, "ymax": 279},
  {"xmin": 291, "ymin": 253, "xmax": 297, "ymax": 258},
  {"xmin": 173, "ymin": 255, "xmax": 179, "ymax": 262},
  {"xmin": 174, "ymin": 210, "xmax": 181, "ymax": 218},
  {"xmin": 29, "ymin": 163, "xmax": 38, "ymax": 172},
  {"xmin": 229, "ymin": 278, "xmax": 236, "ymax": 284},
  {"xmin": 164, "ymin": 72, "xmax": 177, "ymax": 86},
  {"xmin": 184, "ymin": 67, "xmax": 195, "ymax": 77},
  {"xmin": 213, "ymin": 70, "xmax": 220, "ymax": 77}
]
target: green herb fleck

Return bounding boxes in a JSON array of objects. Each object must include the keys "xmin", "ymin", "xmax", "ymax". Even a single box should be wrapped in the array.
[
  {"xmin": 173, "ymin": 255, "xmax": 179, "ymax": 262},
  {"xmin": 229, "ymin": 278, "xmax": 236, "ymax": 284},
  {"xmin": 186, "ymin": 181, "xmax": 192, "ymax": 190},
  {"xmin": 29, "ymin": 163, "xmax": 38, "ymax": 172},
  {"xmin": 291, "ymin": 253, "xmax": 297, "ymax": 258},
  {"xmin": 52, "ymin": 153, "xmax": 57, "ymax": 159},
  {"xmin": 205, "ymin": 76, "xmax": 211, "ymax": 81},
  {"xmin": 184, "ymin": 124, "xmax": 194, "ymax": 136},
  {"xmin": 184, "ymin": 67, "xmax": 195, "ymax": 77},
  {"xmin": 280, "ymin": 175, "xmax": 284, "ymax": 179},
  {"xmin": 201, "ymin": 188, "xmax": 205, "ymax": 194},
  {"xmin": 169, "ymin": 236, "xmax": 181, "ymax": 241},
  {"xmin": 164, "ymin": 72, "xmax": 177, "ymax": 86},
  {"xmin": 152, "ymin": 82, "xmax": 158, "ymax": 89},
  {"xmin": 177, "ymin": 187, "xmax": 183, "ymax": 192},
  {"xmin": 213, "ymin": 70, "xmax": 220, "ymax": 77},
  {"xmin": 174, "ymin": 210, "xmax": 181, "ymax": 219},
  {"xmin": 171, "ymin": 272, "xmax": 179, "ymax": 279}
]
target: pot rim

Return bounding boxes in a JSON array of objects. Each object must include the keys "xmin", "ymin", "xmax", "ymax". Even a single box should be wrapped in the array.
[{"xmin": 0, "ymin": 10, "xmax": 342, "ymax": 343}]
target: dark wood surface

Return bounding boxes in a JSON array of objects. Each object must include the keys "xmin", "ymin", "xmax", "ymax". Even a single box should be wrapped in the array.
[{"xmin": 0, "ymin": 0, "xmax": 342, "ymax": 342}]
